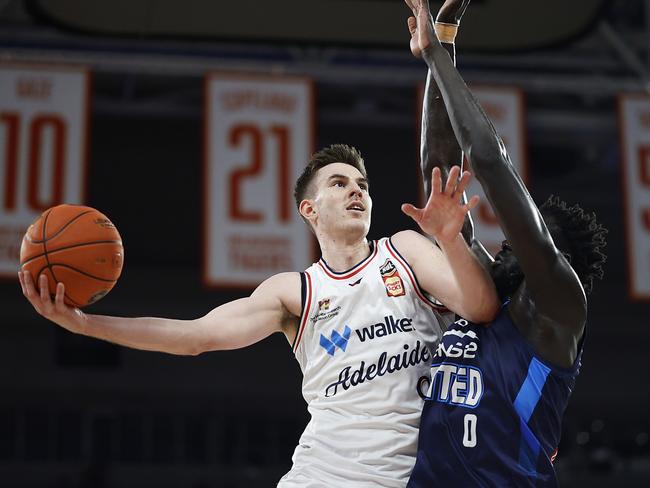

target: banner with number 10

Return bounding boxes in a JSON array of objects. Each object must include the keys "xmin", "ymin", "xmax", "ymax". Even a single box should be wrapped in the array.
[{"xmin": 0, "ymin": 64, "xmax": 90, "ymax": 277}]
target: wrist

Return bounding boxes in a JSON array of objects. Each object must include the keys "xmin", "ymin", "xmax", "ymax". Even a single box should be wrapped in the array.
[
  {"xmin": 422, "ymin": 40, "xmax": 452, "ymax": 70},
  {"xmin": 436, "ymin": 232, "xmax": 466, "ymax": 254},
  {"xmin": 435, "ymin": 22, "xmax": 458, "ymax": 44},
  {"xmin": 71, "ymin": 310, "xmax": 91, "ymax": 335}
]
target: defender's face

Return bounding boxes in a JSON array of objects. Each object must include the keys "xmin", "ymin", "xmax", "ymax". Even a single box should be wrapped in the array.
[
  {"xmin": 490, "ymin": 246, "xmax": 523, "ymax": 300},
  {"xmin": 308, "ymin": 162, "xmax": 372, "ymax": 237}
]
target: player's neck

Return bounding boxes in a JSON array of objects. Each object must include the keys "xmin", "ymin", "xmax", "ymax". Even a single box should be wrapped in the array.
[{"xmin": 318, "ymin": 236, "xmax": 371, "ymax": 273}]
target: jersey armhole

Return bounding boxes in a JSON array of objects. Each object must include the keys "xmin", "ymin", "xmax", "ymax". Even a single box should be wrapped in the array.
[
  {"xmin": 292, "ymin": 271, "xmax": 313, "ymax": 353},
  {"xmin": 291, "ymin": 272, "xmax": 307, "ymax": 351}
]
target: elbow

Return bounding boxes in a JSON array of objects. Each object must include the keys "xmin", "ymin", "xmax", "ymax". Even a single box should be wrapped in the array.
[
  {"xmin": 467, "ymin": 147, "xmax": 501, "ymax": 173},
  {"xmin": 185, "ymin": 345, "xmax": 205, "ymax": 356},
  {"xmin": 480, "ymin": 283, "xmax": 501, "ymax": 323},
  {"xmin": 477, "ymin": 300, "xmax": 500, "ymax": 324},
  {"xmin": 464, "ymin": 306, "xmax": 497, "ymax": 325},
  {"xmin": 175, "ymin": 341, "xmax": 207, "ymax": 356},
  {"xmin": 187, "ymin": 336, "xmax": 225, "ymax": 356},
  {"xmin": 466, "ymin": 136, "xmax": 507, "ymax": 173},
  {"xmin": 463, "ymin": 309, "xmax": 494, "ymax": 325},
  {"xmin": 181, "ymin": 320, "xmax": 221, "ymax": 356},
  {"xmin": 463, "ymin": 290, "xmax": 500, "ymax": 324}
]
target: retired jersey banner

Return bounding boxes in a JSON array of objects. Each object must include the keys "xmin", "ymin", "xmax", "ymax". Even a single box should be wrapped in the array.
[
  {"xmin": 417, "ymin": 85, "xmax": 528, "ymax": 256},
  {"xmin": 619, "ymin": 94, "xmax": 650, "ymax": 300},
  {"xmin": 0, "ymin": 64, "xmax": 90, "ymax": 277},
  {"xmin": 204, "ymin": 73, "xmax": 314, "ymax": 288}
]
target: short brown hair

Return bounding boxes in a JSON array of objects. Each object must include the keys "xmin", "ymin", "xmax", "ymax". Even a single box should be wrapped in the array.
[{"xmin": 293, "ymin": 144, "xmax": 367, "ymax": 209}]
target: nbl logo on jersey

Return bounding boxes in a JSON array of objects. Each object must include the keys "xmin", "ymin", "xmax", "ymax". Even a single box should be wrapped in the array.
[{"xmin": 379, "ymin": 259, "xmax": 405, "ymax": 297}]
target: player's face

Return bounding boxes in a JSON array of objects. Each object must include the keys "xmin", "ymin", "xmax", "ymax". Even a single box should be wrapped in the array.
[{"xmin": 309, "ymin": 162, "xmax": 372, "ymax": 238}]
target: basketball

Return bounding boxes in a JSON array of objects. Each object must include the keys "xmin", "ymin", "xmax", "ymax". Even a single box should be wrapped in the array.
[{"xmin": 19, "ymin": 204, "xmax": 124, "ymax": 308}]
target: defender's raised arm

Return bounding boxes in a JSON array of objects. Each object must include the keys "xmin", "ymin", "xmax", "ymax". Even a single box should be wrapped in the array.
[
  {"xmin": 406, "ymin": 0, "xmax": 586, "ymax": 328},
  {"xmin": 413, "ymin": 0, "xmax": 491, "ymax": 264}
]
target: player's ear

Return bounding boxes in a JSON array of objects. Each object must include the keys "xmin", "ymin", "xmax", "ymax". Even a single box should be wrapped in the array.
[{"xmin": 299, "ymin": 198, "xmax": 317, "ymax": 224}]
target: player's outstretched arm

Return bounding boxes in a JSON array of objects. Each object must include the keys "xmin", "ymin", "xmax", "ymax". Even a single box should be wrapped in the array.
[
  {"xmin": 410, "ymin": 0, "xmax": 492, "ymax": 266},
  {"xmin": 410, "ymin": 0, "xmax": 464, "ymax": 194},
  {"xmin": 396, "ymin": 166, "xmax": 498, "ymax": 323},
  {"xmin": 405, "ymin": 0, "xmax": 586, "ymax": 329},
  {"xmin": 18, "ymin": 270, "xmax": 301, "ymax": 355}
]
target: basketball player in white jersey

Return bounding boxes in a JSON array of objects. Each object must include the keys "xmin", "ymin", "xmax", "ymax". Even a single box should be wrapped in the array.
[{"xmin": 19, "ymin": 142, "xmax": 498, "ymax": 486}]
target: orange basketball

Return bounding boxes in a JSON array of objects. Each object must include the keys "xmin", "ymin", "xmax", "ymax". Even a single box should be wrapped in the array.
[{"xmin": 19, "ymin": 204, "xmax": 124, "ymax": 308}]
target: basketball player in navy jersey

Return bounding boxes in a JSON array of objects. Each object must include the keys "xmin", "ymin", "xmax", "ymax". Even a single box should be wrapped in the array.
[{"xmin": 403, "ymin": 0, "xmax": 607, "ymax": 486}]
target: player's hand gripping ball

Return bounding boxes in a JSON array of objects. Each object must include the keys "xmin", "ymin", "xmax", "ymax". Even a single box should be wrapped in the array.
[{"xmin": 19, "ymin": 204, "xmax": 124, "ymax": 308}]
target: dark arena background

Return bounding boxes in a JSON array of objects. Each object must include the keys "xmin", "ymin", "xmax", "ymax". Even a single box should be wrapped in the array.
[{"xmin": 1, "ymin": 0, "xmax": 649, "ymax": 486}]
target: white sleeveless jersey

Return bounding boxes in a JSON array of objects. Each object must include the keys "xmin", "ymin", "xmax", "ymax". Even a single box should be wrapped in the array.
[{"xmin": 278, "ymin": 237, "xmax": 454, "ymax": 488}]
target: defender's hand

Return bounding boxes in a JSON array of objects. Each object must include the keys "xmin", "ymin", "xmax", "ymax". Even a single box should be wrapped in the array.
[
  {"xmin": 401, "ymin": 166, "xmax": 479, "ymax": 244},
  {"xmin": 405, "ymin": 0, "xmax": 437, "ymax": 57},
  {"xmin": 18, "ymin": 271, "xmax": 87, "ymax": 334}
]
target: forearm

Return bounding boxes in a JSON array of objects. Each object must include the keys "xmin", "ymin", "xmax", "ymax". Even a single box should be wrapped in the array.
[
  {"xmin": 76, "ymin": 295, "xmax": 278, "ymax": 355},
  {"xmin": 421, "ymin": 40, "xmax": 575, "ymax": 301},
  {"xmin": 422, "ymin": 76, "xmax": 460, "ymax": 180},
  {"xmin": 421, "ymin": 43, "xmax": 461, "ymax": 180},
  {"xmin": 421, "ymin": 40, "xmax": 540, "ymax": 264},
  {"xmin": 422, "ymin": 43, "xmax": 505, "ymax": 180},
  {"xmin": 79, "ymin": 314, "xmax": 202, "ymax": 356},
  {"xmin": 438, "ymin": 234, "xmax": 498, "ymax": 322},
  {"xmin": 422, "ymin": 43, "xmax": 480, "ymax": 246}
]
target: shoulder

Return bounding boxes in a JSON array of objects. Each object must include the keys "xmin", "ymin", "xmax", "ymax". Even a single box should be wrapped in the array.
[
  {"xmin": 254, "ymin": 272, "xmax": 303, "ymax": 318},
  {"xmin": 390, "ymin": 230, "xmax": 441, "ymax": 266},
  {"xmin": 258, "ymin": 271, "xmax": 302, "ymax": 289},
  {"xmin": 513, "ymin": 265, "xmax": 587, "ymax": 338},
  {"xmin": 535, "ymin": 253, "xmax": 588, "ymax": 325},
  {"xmin": 390, "ymin": 229, "xmax": 429, "ymax": 250}
]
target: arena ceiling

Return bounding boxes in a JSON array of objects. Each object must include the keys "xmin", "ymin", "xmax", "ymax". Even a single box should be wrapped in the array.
[{"xmin": 24, "ymin": 0, "xmax": 608, "ymax": 51}]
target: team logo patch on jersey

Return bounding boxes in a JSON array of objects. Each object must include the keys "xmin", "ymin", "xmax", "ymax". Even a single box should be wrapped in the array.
[
  {"xmin": 379, "ymin": 259, "xmax": 405, "ymax": 297},
  {"xmin": 318, "ymin": 298, "xmax": 330, "ymax": 310},
  {"xmin": 319, "ymin": 325, "xmax": 351, "ymax": 357}
]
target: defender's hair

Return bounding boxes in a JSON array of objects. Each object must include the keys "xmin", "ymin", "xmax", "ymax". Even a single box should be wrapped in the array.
[
  {"xmin": 540, "ymin": 195, "xmax": 608, "ymax": 294},
  {"xmin": 293, "ymin": 144, "xmax": 367, "ymax": 209}
]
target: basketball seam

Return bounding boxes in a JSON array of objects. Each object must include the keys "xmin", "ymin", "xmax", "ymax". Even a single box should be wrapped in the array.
[
  {"xmin": 43, "ymin": 208, "xmax": 87, "ymax": 305},
  {"xmin": 35, "ymin": 261, "xmax": 82, "ymax": 308},
  {"xmin": 47, "ymin": 263, "xmax": 118, "ymax": 283},
  {"xmin": 42, "ymin": 208, "xmax": 56, "ymax": 284},
  {"xmin": 29, "ymin": 209, "xmax": 95, "ymax": 244},
  {"xmin": 20, "ymin": 240, "xmax": 123, "ymax": 267}
]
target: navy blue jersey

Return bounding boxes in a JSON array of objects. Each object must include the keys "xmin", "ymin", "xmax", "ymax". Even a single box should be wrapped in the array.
[{"xmin": 408, "ymin": 303, "xmax": 582, "ymax": 487}]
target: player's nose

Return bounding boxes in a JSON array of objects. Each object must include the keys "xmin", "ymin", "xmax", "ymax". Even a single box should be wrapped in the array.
[{"xmin": 349, "ymin": 185, "xmax": 363, "ymax": 199}]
